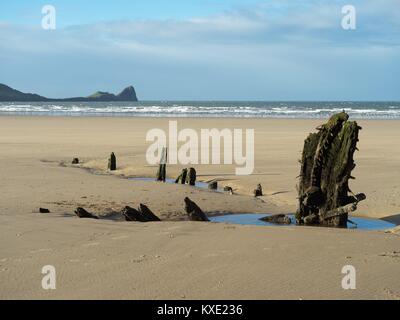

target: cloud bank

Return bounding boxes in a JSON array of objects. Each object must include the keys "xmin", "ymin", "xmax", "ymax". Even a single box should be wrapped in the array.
[{"xmin": 0, "ymin": 0, "xmax": 399, "ymax": 100}]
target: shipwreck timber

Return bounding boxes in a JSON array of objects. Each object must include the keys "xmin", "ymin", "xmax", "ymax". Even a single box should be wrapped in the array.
[{"xmin": 296, "ymin": 112, "xmax": 366, "ymax": 228}]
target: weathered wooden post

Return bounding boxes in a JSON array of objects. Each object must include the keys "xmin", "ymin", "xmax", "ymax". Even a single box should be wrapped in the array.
[
  {"xmin": 156, "ymin": 147, "xmax": 167, "ymax": 182},
  {"xmin": 223, "ymin": 186, "xmax": 234, "ymax": 195},
  {"xmin": 184, "ymin": 197, "xmax": 210, "ymax": 221},
  {"xmin": 175, "ymin": 168, "xmax": 188, "ymax": 184},
  {"xmin": 139, "ymin": 204, "xmax": 161, "ymax": 221},
  {"xmin": 74, "ymin": 207, "xmax": 99, "ymax": 219},
  {"xmin": 254, "ymin": 184, "xmax": 263, "ymax": 197},
  {"xmin": 208, "ymin": 181, "xmax": 218, "ymax": 190},
  {"xmin": 296, "ymin": 112, "xmax": 366, "ymax": 228},
  {"xmin": 108, "ymin": 152, "xmax": 116, "ymax": 171},
  {"xmin": 186, "ymin": 167, "xmax": 197, "ymax": 186},
  {"xmin": 121, "ymin": 206, "xmax": 143, "ymax": 221}
]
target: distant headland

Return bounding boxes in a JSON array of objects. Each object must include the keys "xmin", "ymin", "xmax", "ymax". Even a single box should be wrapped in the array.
[{"xmin": 0, "ymin": 84, "xmax": 138, "ymax": 102}]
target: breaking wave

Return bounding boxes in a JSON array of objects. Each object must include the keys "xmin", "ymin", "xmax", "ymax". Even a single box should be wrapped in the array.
[{"xmin": 0, "ymin": 101, "xmax": 399, "ymax": 119}]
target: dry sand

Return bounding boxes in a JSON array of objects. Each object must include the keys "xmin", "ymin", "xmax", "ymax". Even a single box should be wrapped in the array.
[{"xmin": 0, "ymin": 116, "xmax": 399, "ymax": 299}]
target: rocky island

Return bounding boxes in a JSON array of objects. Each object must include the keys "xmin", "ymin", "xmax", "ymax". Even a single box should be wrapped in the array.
[{"xmin": 0, "ymin": 83, "xmax": 138, "ymax": 102}]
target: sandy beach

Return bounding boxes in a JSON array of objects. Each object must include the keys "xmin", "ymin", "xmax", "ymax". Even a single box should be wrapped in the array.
[{"xmin": 0, "ymin": 116, "xmax": 399, "ymax": 299}]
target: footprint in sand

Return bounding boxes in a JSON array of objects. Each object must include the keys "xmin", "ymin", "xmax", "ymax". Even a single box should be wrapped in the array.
[
  {"xmin": 29, "ymin": 248, "xmax": 52, "ymax": 254},
  {"xmin": 111, "ymin": 235, "xmax": 130, "ymax": 240},
  {"xmin": 82, "ymin": 242, "xmax": 101, "ymax": 247},
  {"xmin": 223, "ymin": 225, "xmax": 236, "ymax": 229},
  {"xmin": 384, "ymin": 288, "xmax": 400, "ymax": 300},
  {"xmin": 130, "ymin": 255, "xmax": 147, "ymax": 263},
  {"xmin": 164, "ymin": 226, "xmax": 183, "ymax": 231},
  {"xmin": 203, "ymin": 253, "xmax": 220, "ymax": 258},
  {"xmin": 379, "ymin": 251, "xmax": 400, "ymax": 258}
]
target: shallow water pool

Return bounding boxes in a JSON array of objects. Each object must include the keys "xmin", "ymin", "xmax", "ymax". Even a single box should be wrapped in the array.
[
  {"xmin": 210, "ymin": 214, "xmax": 396, "ymax": 231},
  {"xmin": 129, "ymin": 177, "xmax": 219, "ymax": 191}
]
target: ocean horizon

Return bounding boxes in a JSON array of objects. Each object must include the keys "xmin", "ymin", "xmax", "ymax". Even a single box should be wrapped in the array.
[{"xmin": 0, "ymin": 101, "xmax": 399, "ymax": 119}]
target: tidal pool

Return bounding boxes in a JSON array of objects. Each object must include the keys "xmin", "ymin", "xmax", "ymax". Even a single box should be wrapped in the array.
[
  {"xmin": 129, "ymin": 177, "xmax": 220, "ymax": 191},
  {"xmin": 210, "ymin": 213, "xmax": 396, "ymax": 231}
]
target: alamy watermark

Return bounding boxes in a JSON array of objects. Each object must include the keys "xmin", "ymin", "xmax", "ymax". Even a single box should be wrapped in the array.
[
  {"xmin": 41, "ymin": 5, "xmax": 56, "ymax": 30},
  {"xmin": 41, "ymin": 265, "xmax": 56, "ymax": 290},
  {"xmin": 341, "ymin": 5, "xmax": 356, "ymax": 30},
  {"xmin": 341, "ymin": 265, "xmax": 356, "ymax": 290},
  {"xmin": 146, "ymin": 121, "xmax": 255, "ymax": 175}
]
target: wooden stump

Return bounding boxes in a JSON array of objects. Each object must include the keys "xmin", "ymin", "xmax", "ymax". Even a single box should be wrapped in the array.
[
  {"xmin": 121, "ymin": 206, "xmax": 144, "ymax": 222},
  {"xmin": 223, "ymin": 186, "xmax": 234, "ymax": 195},
  {"xmin": 122, "ymin": 205, "xmax": 161, "ymax": 222},
  {"xmin": 184, "ymin": 197, "xmax": 209, "ymax": 221},
  {"xmin": 254, "ymin": 184, "xmax": 263, "ymax": 197},
  {"xmin": 156, "ymin": 164, "xmax": 166, "ymax": 182},
  {"xmin": 74, "ymin": 207, "xmax": 99, "ymax": 219},
  {"xmin": 139, "ymin": 204, "xmax": 161, "ymax": 221},
  {"xmin": 296, "ymin": 112, "xmax": 366, "ymax": 228},
  {"xmin": 156, "ymin": 147, "xmax": 167, "ymax": 182},
  {"xmin": 208, "ymin": 181, "xmax": 218, "ymax": 190},
  {"xmin": 175, "ymin": 168, "xmax": 188, "ymax": 184},
  {"xmin": 186, "ymin": 168, "xmax": 197, "ymax": 186},
  {"xmin": 108, "ymin": 152, "xmax": 116, "ymax": 171}
]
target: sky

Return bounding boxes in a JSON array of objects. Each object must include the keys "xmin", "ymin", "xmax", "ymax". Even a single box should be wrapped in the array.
[{"xmin": 0, "ymin": 0, "xmax": 399, "ymax": 100}]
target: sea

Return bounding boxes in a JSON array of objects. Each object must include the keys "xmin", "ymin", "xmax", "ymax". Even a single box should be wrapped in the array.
[{"xmin": 0, "ymin": 101, "xmax": 399, "ymax": 119}]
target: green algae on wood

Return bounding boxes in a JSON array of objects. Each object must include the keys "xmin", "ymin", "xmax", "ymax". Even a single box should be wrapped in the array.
[{"xmin": 296, "ymin": 112, "xmax": 365, "ymax": 228}]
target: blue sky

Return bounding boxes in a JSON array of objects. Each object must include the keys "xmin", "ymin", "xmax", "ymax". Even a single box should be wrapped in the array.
[
  {"xmin": 0, "ymin": 1, "xmax": 264, "ymax": 25},
  {"xmin": 0, "ymin": 0, "xmax": 399, "ymax": 100}
]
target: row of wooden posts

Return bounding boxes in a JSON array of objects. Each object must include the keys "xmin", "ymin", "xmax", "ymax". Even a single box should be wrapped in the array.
[
  {"xmin": 73, "ymin": 150, "xmax": 264, "ymax": 197},
  {"xmin": 154, "ymin": 147, "xmax": 198, "ymax": 186},
  {"xmin": 154, "ymin": 147, "xmax": 264, "ymax": 196},
  {"xmin": 71, "ymin": 153, "xmax": 116, "ymax": 170},
  {"xmin": 74, "ymin": 196, "xmax": 293, "ymax": 226}
]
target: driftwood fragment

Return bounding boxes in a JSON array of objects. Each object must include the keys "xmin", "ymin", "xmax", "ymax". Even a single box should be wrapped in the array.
[
  {"xmin": 254, "ymin": 184, "xmax": 263, "ymax": 197},
  {"xmin": 323, "ymin": 203, "xmax": 357, "ymax": 220},
  {"xmin": 186, "ymin": 168, "xmax": 197, "ymax": 186},
  {"xmin": 352, "ymin": 193, "xmax": 366, "ymax": 203},
  {"xmin": 296, "ymin": 112, "xmax": 366, "ymax": 228},
  {"xmin": 108, "ymin": 152, "xmax": 116, "ymax": 171},
  {"xmin": 184, "ymin": 197, "xmax": 209, "ymax": 221},
  {"xmin": 208, "ymin": 181, "xmax": 218, "ymax": 190},
  {"xmin": 223, "ymin": 186, "xmax": 234, "ymax": 194},
  {"xmin": 260, "ymin": 214, "xmax": 292, "ymax": 225},
  {"xmin": 74, "ymin": 207, "xmax": 99, "ymax": 219}
]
